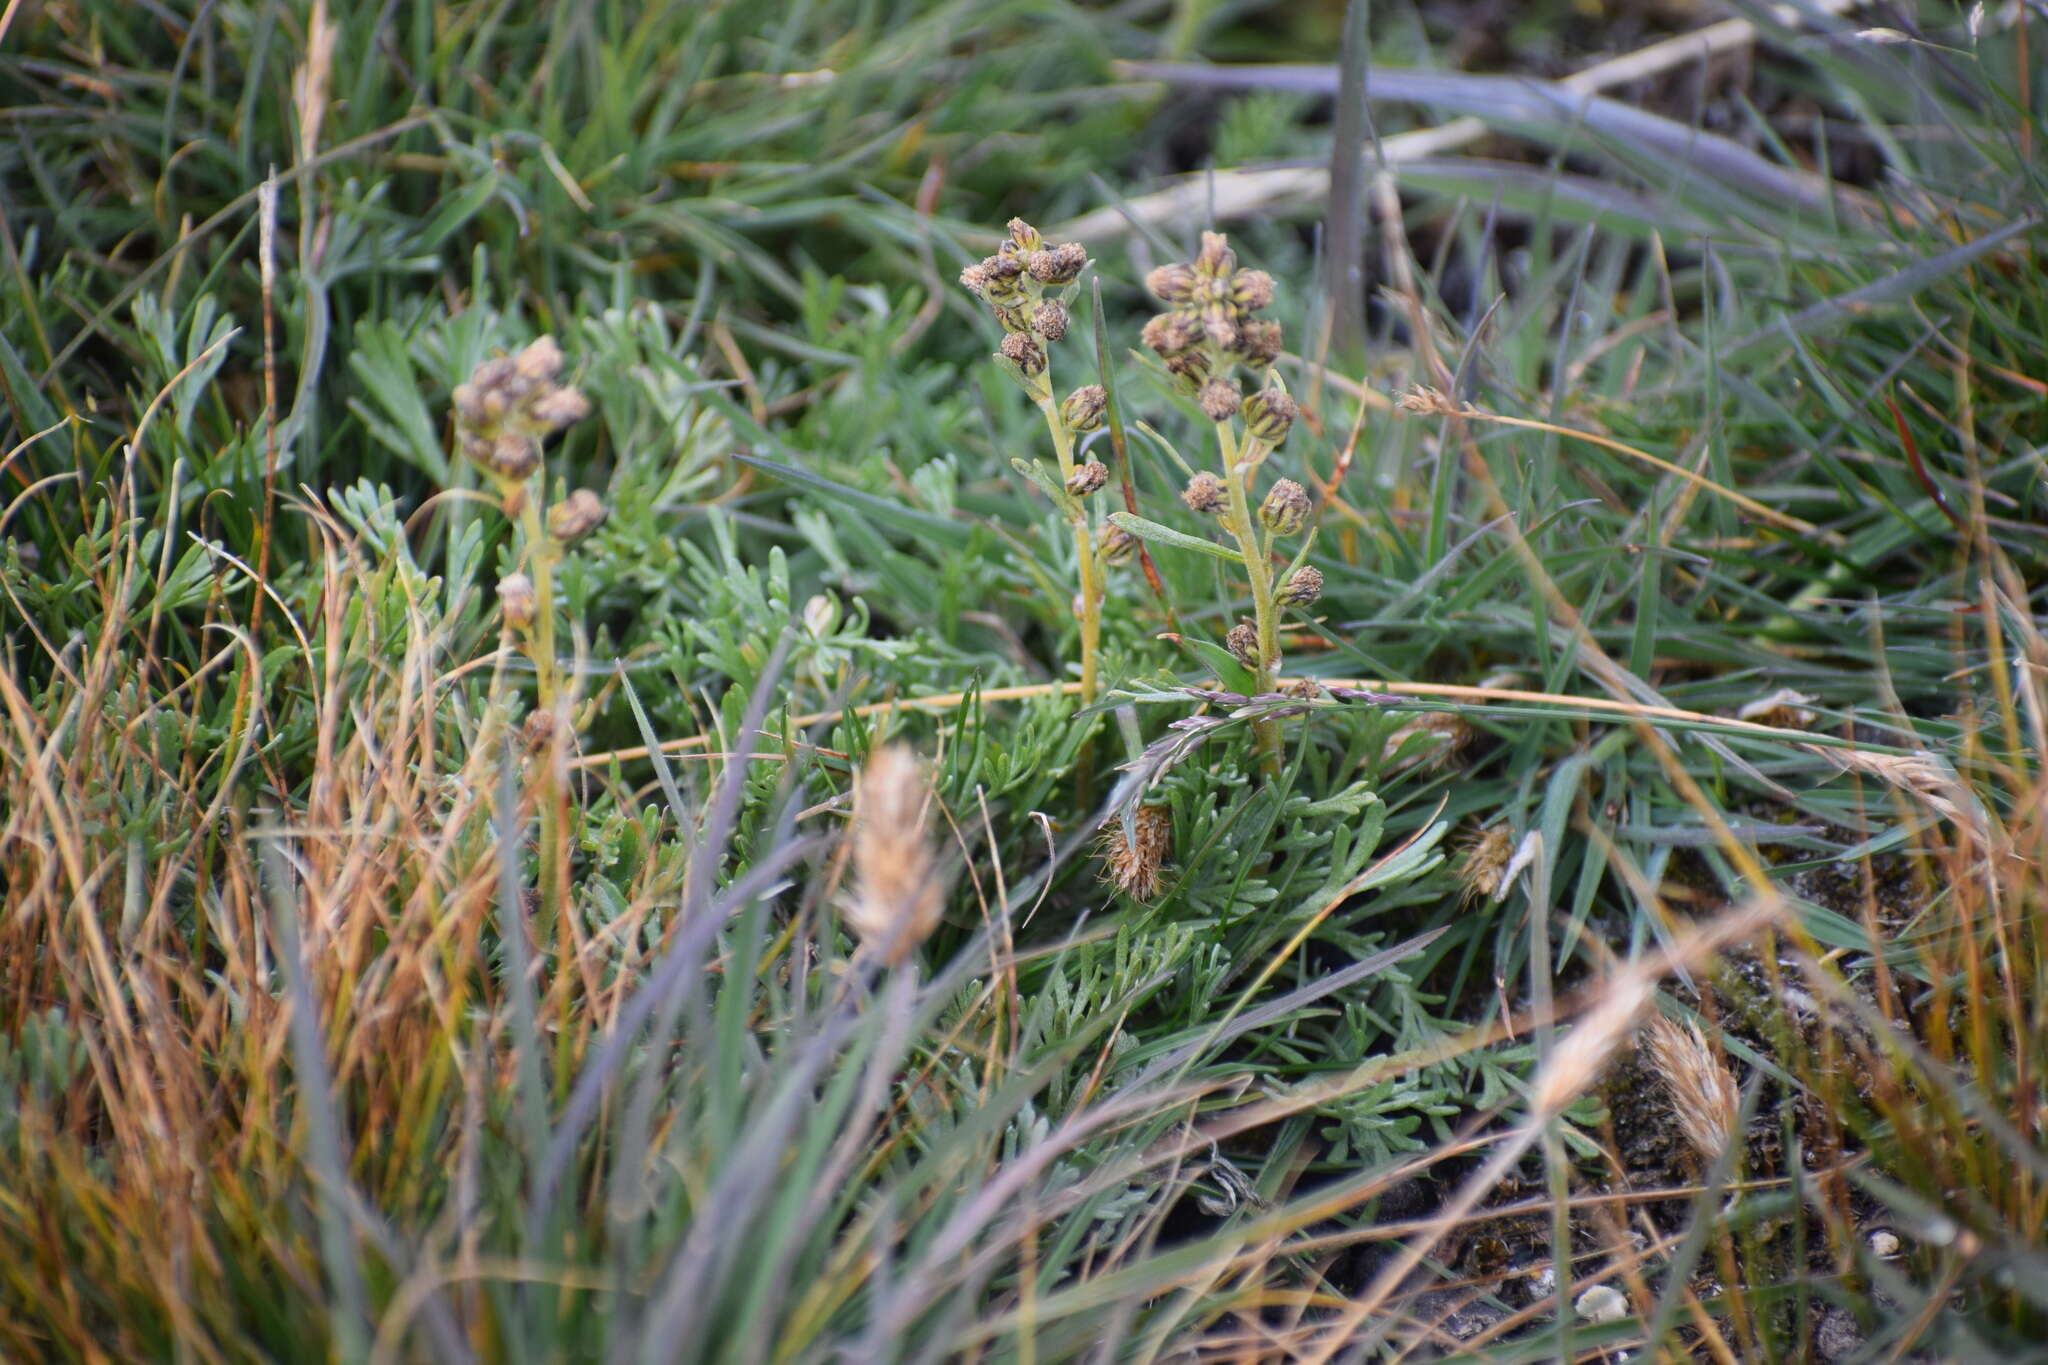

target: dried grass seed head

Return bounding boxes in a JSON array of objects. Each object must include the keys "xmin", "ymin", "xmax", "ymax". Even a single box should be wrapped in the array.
[
  {"xmin": 847, "ymin": 744, "xmax": 944, "ymax": 966},
  {"xmin": 1454, "ymin": 824, "xmax": 1514, "ymax": 904},
  {"xmin": 1097, "ymin": 804, "xmax": 1172, "ymax": 901},
  {"xmin": 1641, "ymin": 1013, "xmax": 1741, "ymax": 1163}
]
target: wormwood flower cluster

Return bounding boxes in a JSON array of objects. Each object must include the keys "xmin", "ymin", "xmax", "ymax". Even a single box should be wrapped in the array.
[
  {"xmin": 964, "ymin": 221, "xmax": 1322, "ymax": 785},
  {"xmin": 961, "ymin": 219, "xmax": 1113, "ymax": 703},
  {"xmin": 1140, "ymin": 232, "xmax": 1312, "ymax": 774}
]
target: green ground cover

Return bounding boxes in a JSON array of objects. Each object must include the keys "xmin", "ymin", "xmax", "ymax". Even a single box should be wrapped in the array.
[{"xmin": 3, "ymin": 1, "xmax": 2045, "ymax": 1359}]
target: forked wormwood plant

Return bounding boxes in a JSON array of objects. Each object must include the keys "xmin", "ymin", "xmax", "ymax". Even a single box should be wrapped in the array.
[
  {"xmin": 966, "ymin": 224, "xmax": 1314, "ymax": 780},
  {"xmin": 959, "ymin": 219, "xmax": 1110, "ymax": 703},
  {"xmin": 451, "ymin": 336, "xmax": 606, "ymax": 923}
]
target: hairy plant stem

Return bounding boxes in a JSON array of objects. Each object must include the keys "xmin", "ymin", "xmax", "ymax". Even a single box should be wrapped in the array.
[
  {"xmin": 1216, "ymin": 420, "xmax": 1281, "ymax": 779},
  {"xmin": 1035, "ymin": 384, "xmax": 1101, "ymax": 707}
]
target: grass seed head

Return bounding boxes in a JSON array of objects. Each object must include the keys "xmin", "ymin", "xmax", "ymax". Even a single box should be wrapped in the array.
[
  {"xmin": 1455, "ymin": 824, "xmax": 1514, "ymax": 904},
  {"xmin": 848, "ymin": 744, "xmax": 944, "ymax": 966},
  {"xmin": 1641, "ymin": 1013, "xmax": 1741, "ymax": 1163},
  {"xmin": 1098, "ymin": 804, "xmax": 1172, "ymax": 901}
]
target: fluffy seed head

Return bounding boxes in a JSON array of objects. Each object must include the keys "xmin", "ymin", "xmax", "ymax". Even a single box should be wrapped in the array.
[
  {"xmin": 1642, "ymin": 1014, "xmax": 1741, "ymax": 1164},
  {"xmin": 847, "ymin": 745, "xmax": 945, "ymax": 966},
  {"xmin": 1258, "ymin": 479, "xmax": 1310, "ymax": 536},
  {"xmin": 1454, "ymin": 824, "xmax": 1515, "ymax": 905},
  {"xmin": 1277, "ymin": 564, "xmax": 1323, "ymax": 606},
  {"xmin": 1097, "ymin": 805, "xmax": 1172, "ymax": 901},
  {"xmin": 1060, "ymin": 384, "xmax": 1107, "ymax": 433},
  {"xmin": 1065, "ymin": 460, "xmax": 1108, "ymax": 497},
  {"xmin": 1181, "ymin": 471, "xmax": 1227, "ymax": 515},
  {"xmin": 1198, "ymin": 378, "xmax": 1240, "ymax": 423},
  {"xmin": 1396, "ymin": 385, "xmax": 1463, "ymax": 417},
  {"xmin": 547, "ymin": 488, "xmax": 608, "ymax": 544}
]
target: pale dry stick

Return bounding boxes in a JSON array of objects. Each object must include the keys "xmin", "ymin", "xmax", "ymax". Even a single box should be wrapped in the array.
[
  {"xmin": 1057, "ymin": 0, "xmax": 1869, "ymax": 243},
  {"xmin": 568, "ymin": 677, "xmax": 1863, "ymax": 773}
]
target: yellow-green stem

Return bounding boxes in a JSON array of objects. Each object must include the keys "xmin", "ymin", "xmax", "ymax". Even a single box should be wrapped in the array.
[
  {"xmin": 1037, "ymin": 387, "xmax": 1101, "ymax": 707},
  {"xmin": 1217, "ymin": 421, "xmax": 1281, "ymax": 778},
  {"xmin": 514, "ymin": 490, "xmax": 573, "ymax": 1096}
]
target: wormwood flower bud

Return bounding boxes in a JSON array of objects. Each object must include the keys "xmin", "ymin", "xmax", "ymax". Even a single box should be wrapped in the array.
[
  {"xmin": 1031, "ymin": 301, "xmax": 1068, "ymax": 342},
  {"xmin": 1065, "ymin": 460, "xmax": 1108, "ymax": 497},
  {"xmin": 997, "ymin": 333, "xmax": 1046, "ymax": 378},
  {"xmin": 1258, "ymin": 479, "xmax": 1310, "ymax": 536},
  {"xmin": 1236, "ymin": 319, "xmax": 1284, "ymax": 367},
  {"xmin": 1007, "ymin": 217, "xmax": 1043, "ymax": 253},
  {"xmin": 498, "ymin": 573, "xmax": 536, "ymax": 630},
  {"xmin": 1229, "ymin": 269, "xmax": 1275, "ymax": 312},
  {"xmin": 1198, "ymin": 378, "xmax": 1240, "ymax": 423},
  {"xmin": 1241, "ymin": 388, "xmax": 1297, "ymax": 443},
  {"xmin": 547, "ymin": 488, "xmax": 608, "ymax": 543},
  {"xmin": 1060, "ymin": 384, "xmax": 1107, "ymax": 433},
  {"xmin": 1181, "ymin": 471, "xmax": 1226, "ymax": 514},
  {"xmin": 452, "ymin": 382, "xmax": 488, "ymax": 429},
  {"xmin": 1145, "ymin": 263, "xmax": 1197, "ymax": 303},
  {"xmin": 1277, "ymin": 564, "xmax": 1323, "ymax": 606},
  {"xmin": 483, "ymin": 432, "xmax": 541, "ymax": 481},
  {"xmin": 1098, "ymin": 523, "xmax": 1137, "ymax": 566},
  {"xmin": 1225, "ymin": 622, "xmax": 1262, "ymax": 670},
  {"xmin": 1163, "ymin": 351, "xmax": 1211, "ymax": 392},
  {"xmin": 1141, "ymin": 312, "xmax": 1202, "ymax": 357},
  {"xmin": 1194, "ymin": 231, "xmax": 1236, "ymax": 278},
  {"xmin": 514, "ymin": 335, "xmax": 565, "ymax": 384},
  {"xmin": 1029, "ymin": 242, "xmax": 1088, "ymax": 284},
  {"xmin": 528, "ymin": 386, "xmax": 591, "ymax": 431}
]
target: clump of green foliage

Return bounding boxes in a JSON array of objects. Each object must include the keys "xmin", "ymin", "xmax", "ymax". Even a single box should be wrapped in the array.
[{"xmin": 3, "ymin": 0, "xmax": 2047, "ymax": 1359}]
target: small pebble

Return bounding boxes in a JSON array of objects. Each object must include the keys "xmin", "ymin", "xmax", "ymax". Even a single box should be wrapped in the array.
[{"xmin": 1575, "ymin": 1284, "xmax": 1629, "ymax": 1323}]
